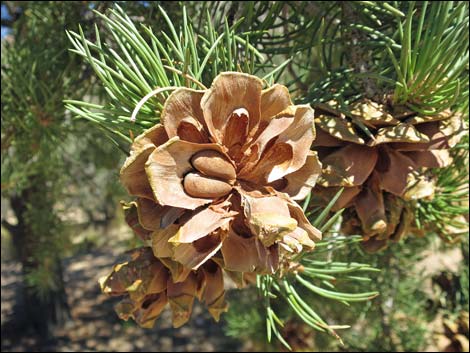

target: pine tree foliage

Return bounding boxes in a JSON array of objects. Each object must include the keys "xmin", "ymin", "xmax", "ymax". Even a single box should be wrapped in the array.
[
  {"xmin": 1, "ymin": 1, "xmax": 128, "ymax": 334},
  {"xmin": 1, "ymin": 1, "xmax": 95, "ymax": 298}
]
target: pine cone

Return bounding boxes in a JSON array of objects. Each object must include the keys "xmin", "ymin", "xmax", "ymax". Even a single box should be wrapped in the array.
[
  {"xmin": 102, "ymin": 72, "xmax": 323, "ymax": 327},
  {"xmin": 312, "ymin": 99, "xmax": 465, "ymax": 251},
  {"xmin": 99, "ymin": 247, "xmax": 227, "ymax": 328}
]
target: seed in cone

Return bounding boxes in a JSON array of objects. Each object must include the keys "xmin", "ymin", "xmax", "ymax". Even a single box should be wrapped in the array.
[
  {"xmin": 191, "ymin": 150, "xmax": 236, "ymax": 180},
  {"xmin": 183, "ymin": 172, "xmax": 232, "ymax": 198}
]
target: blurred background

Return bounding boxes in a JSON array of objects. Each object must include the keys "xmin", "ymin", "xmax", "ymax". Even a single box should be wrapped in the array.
[{"xmin": 1, "ymin": 1, "xmax": 468, "ymax": 352}]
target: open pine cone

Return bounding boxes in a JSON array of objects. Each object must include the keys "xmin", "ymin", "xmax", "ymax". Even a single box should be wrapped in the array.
[
  {"xmin": 101, "ymin": 72, "xmax": 323, "ymax": 327},
  {"xmin": 312, "ymin": 99, "xmax": 465, "ymax": 251},
  {"xmin": 99, "ymin": 247, "xmax": 227, "ymax": 328}
]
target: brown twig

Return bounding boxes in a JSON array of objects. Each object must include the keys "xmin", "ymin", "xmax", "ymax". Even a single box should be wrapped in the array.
[{"xmin": 341, "ymin": 3, "xmax": 382, "ymax": 101}]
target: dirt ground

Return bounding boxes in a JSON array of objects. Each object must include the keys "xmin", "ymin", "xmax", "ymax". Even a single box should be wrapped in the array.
[
  {"xmin": 1, "ymin": 241, "xmax": 466, "ymax": 352},
  {"xmin": 1, "ymin": 249, "xmax": 242, "ymax": 352}
]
